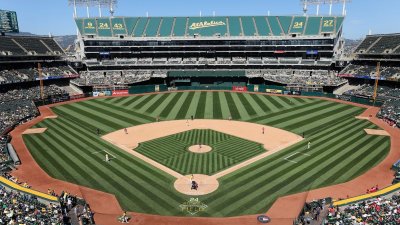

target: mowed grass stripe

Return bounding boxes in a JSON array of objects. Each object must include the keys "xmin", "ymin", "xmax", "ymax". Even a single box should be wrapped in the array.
[
  {"xmin": 294, "ymin": 108, "xmax": 364, "ymax": 134},
  {"xmin": 195, "ymin": 92, "xmax": 207, "ymax": 118},
  {"xmin": 23, "ymin": 135, "xmax": 71, "ymax": 181},
  {"xmin": 69, "ymin": 102, "xmax": 132, "ymax": 127},
  {"xmin": 134, "ymin": 94, "xmax": 157, "ymax": 110},
  {"xmin": 89, "ymin": 100, "xmax": 154, "ymax": 122},
  {"xmin": 175, "ymin": 92, "xmax": 195, "ymax": 119},
  {"xmin": 265, "ymin": 101, "xmax": 338, "ymax": 126},
  {"xmin": 317, "ymin": 136, "xmax": 388, "ymax": 188},
  {"xmin": 218, "ymin": 118, "xmax": 364, "ymax": 189},
  {"xmin": 121, "ymin": 96, "xmax": 142, "ymax": 107},
  {"xmin": 55, "ymin": 117, "xmax": 174, "ymax": 182},
  {"xmin": 216, "ymin": 119, "xmax": 370, "ymax": 202},
  {"xmin": 78, "ymin": 101, "xmax": 145, "ymax": 125},
  {"xmin": 54, "ymin": 105, "xmax": 119, "ymax": 132},
  {"xmin": 212, "ymin": 92, "xmax": 223, "ymax": 119},
  {"xmin": 249, "ymin": 94, "xmax": 271, "ymax": 113},
  {"xmin": 242, "ymin": 93, "xmax": 267, "ymax": 116},
  {"xmin": 145, "ymin": 93, "xmax": 171, "ymax": 114},
  {"xmin": 224, "ymin": 92, "xmax": 241, "ymax": 120},
  {"xmin": 213, "ymin": 124, "xmax": 374, "ymax": 215},
  {"xmin": 204, "ymin": 92, "xmax": 213, "ymax": 119},
  {"xmin": 41, "ymin": 124, "xmax": 161, "ymax": 212},
  {"xmin": 263, "ymin": 95, "xmax": 284, "ymax": 110},
  {"xmin": 47, "ymin": 119, "xmax": 179, "ymax": 213},
  {"xmin": 159, "ymin": 92, "xmax": 184, "ymax": 118},
  {"xmin": 236, "ymin": 92, "xmax": 257, "ymax": 116},
  {"xmin": 166, "ymin": 92, "xmax": 190, "ymax": 119},
  {"xmin": 211, "ymin": 118, "xmax": 368, "ymax": 201},
  {"xmin": 345, "ymin": 138, "xmax": 390, "ymax": 182},
  {"xmin": 52, "ymin": 107, "xmax": 108, "ymax": 133},
  {"xmin": 282, "ymin": 104, "xmax": 355, "ymax": 130},
  {"xmin": 247, "ymin": 100, "xmax": 325, "ymax": 123},
  {"xmin": 225, "ymin": 131, "xmax": 381, "ymax": 216},
  {"xmin": 230, "ymin": 92, "xmax": 250, "ymax": 119}
]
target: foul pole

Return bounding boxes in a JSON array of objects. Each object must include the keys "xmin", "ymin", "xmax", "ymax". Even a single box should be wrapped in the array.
[
  {"xmin": 373, "ymin": 62, "xmax": 380, "ymax": 105},
  {"xmin": 38, "ymin": 63, "xmax": 45, "ymax": 105}
]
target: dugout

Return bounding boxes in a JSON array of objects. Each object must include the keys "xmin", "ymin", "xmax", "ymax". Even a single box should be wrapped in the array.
[{"xmin": 7, "ymin": 143, "xmax": 20, "ymax": 166}]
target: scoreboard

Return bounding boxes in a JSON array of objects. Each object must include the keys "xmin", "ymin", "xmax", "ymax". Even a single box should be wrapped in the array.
[{"xmin": 0, "ymin": 10, "xmax": 19, "ymax": 33}]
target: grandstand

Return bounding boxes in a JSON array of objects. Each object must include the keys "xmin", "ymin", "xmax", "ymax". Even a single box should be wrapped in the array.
[{"xmin": 75, "ymin": 15, "xmax": 346, "ymax": 91}]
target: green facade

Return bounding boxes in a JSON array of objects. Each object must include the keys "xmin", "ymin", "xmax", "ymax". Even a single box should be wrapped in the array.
[{"xmin": 75, "ymin": 15, "xmax": 345, "ymax": 38}]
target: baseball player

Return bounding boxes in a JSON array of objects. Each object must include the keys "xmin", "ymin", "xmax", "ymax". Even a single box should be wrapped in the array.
[
  {"xmin": 307, "ymin": 141, "xmax": 311, "ymax": 150},
  {"xmin": 105, "ymin": 153, "xmax": 109, "ymax": 162}
]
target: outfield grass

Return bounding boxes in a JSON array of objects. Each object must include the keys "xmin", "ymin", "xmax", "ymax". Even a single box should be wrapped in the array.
[
  {"xmin": 135, "ymin": 129, "xmax": 265, "ymax": 175},
  {"xmin": 24, "ymin": 91, "xmax": 390, "ymax": 217}
]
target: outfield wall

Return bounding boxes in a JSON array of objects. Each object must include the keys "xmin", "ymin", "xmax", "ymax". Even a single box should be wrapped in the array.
[{"xmin": 126, "ymin": 84, "xmax": 384, "ymax": 107}]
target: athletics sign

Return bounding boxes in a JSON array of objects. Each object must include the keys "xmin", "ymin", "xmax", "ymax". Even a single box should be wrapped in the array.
[{"xmin": 189, "ymin": 20, "xmax": 226, "ymax": 30}]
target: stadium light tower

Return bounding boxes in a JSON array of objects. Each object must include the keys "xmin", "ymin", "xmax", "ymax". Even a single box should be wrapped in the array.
[
  {"xmin": 301, "ymin": 0, "xmax": 351, "ymax": 16},
  {"xmin": 68, "ymin": 0, "xmax": 118, "ymax": 18}
]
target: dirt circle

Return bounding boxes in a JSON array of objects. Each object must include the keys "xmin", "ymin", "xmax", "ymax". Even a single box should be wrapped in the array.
[
  {"xmin": 188, "ymin": 145, "xmax": 212, "ymax": 153},
  {"xmin": 174, "ymin": 174, "xmax": 219, "ymax": 196}
]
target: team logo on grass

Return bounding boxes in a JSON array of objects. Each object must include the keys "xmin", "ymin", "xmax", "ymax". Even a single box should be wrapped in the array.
[{"xmin": 179, "ymin": 198, "xmax": 208, "ymax": 215}]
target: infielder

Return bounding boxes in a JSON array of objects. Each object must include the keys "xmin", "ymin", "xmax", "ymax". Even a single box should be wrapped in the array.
[
  {"xmin": 105, "ymin": 153, "xmax": 109, "ymax": 162},
  {"xmin": 307, "ymin": 141, "xmax": 311, "ymax": 150}
]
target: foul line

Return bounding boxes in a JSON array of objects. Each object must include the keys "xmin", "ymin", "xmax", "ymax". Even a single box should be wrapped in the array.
[{"xmin": 283, "ymin": 152, "xmax": 311, "ymax": 164}]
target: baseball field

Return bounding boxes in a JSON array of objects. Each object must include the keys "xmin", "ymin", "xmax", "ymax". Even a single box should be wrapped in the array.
[{"xmin": 22, "ymin": 91, "xmax": 390, "ymax": 217}]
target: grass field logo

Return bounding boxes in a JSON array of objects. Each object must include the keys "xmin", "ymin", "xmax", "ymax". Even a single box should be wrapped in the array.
[{"xmin": 179, "ymin": 198, "xmax": 208, "ymax": 215}]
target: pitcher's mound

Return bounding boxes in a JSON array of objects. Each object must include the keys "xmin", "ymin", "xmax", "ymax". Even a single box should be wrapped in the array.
[
  {"xmin": 174, "ymin": 174, "xmax": 219, "ymax": 196},
  {"xmin": 188, "ymin": 145, "xmax": 212, "ymax": 153}
]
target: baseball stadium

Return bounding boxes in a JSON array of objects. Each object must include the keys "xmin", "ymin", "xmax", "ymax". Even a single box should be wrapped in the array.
[{"xmin": 1, "ymin": 0, "xmax": 400, "ymax": 224}]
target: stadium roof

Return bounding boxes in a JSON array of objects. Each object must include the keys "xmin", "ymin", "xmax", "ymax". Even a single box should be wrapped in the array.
[
  {"xmin": 68, "ymin": 0, "xmax": 117, "ymax": 7},
  {"xmin": 75, "ymin": 15, "xmax": 344, "ymax": 39}
]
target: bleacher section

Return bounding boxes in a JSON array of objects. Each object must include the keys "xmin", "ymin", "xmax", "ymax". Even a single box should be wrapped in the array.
[
  {"xmin": 75, "ymin": 15, "xmax": 344, "ymax": 38},
  {"xmin": 340, "ymin": 64, "xmax": 400, "ymax": 81},
  {"xmin": 0, "ymin": 36, "xmax": 64, "ymax": 56},
  {"xmin": 354, "ymin": 34, "xmax": 400, "ymax": 54}
]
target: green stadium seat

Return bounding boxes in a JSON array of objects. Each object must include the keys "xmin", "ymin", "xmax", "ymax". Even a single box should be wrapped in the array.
[
  {"xmin": 173, "ymin": 17, "xmax": 187, "ymax": 37},
  {"xmin": 111, "ymin": 18, "xmax": 127, "ymax": 36},
  {"xmin": 96, "ymin": 18, "xmax": 112, "ymax": 37},
  {"xmin": 289, "ymin": 16, "xmax": 306, "ymax": 34},
  {"xmin": 254, "ymin": 16, "xmax": 271, "ymax": 36},
  {"xmin": 133, "ymin": 17, "xmax": 148, "ymax": 37},
  {"xmin": 321, "ymin": 17, "xmax": 335, "ymax": 33},
  {"xmin": 304, "ymin": 17, "xmax": 321, "ymax": 36},
  {"xmin": 124, "ymin": 17, "xmax": 139, "ymax": 36},
  {"xmin": 277, "ymin": 16, "xmax": 293, "ymax": 34},
  {"xmin": 240, "ymin": 17, "xmax": 257, "ymax": 36},
  {"xmin": 267, "ymin": 17, "xmax": 283, "ymax": 36},
  {"xmin": 228, "ymin": 17, "xmax": 242, "ymax": 36},
  {"xmin": 144, "ymin": 17, "xmax": 162, "ymax": 37},
  {"xmin": 159, "ymin": 17, "xmax": 174, "ymax": 37},
  {"xmin": 335, "ymin": 17, "xmax": 344, "ymax": 33},
  {"xmin": 75, "ymin": 19, "xmax": 85, "ymax": 35}
]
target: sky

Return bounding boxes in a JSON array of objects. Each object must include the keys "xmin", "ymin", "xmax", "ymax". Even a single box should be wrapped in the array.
[{"xmin": 0, "ymin": 0, "xmax": 399, "ymax": 39}]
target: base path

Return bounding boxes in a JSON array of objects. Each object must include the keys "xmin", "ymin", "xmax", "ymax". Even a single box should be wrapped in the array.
[{"xmin": 102, "ymin": 119, "xmax": 303, "ymax": 180}]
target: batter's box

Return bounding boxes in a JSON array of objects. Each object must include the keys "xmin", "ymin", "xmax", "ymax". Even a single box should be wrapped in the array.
[
  {"xmin": 92, "ymin": 150, "xmax": 117, "ymax": 162},
  {"xmin": 283, "ymin": 152, "xmax": 311, "ymax": 164}
]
